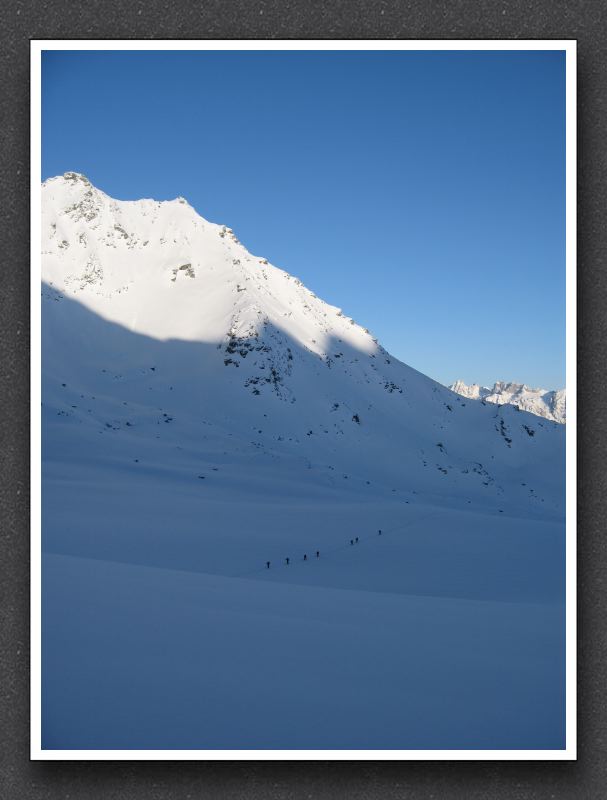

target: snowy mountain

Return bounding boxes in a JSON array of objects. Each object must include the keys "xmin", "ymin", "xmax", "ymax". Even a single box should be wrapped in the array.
[
  {"xmin": 42, "ymin": 172, "xmax": 564, "ymax": 515},
  {"xmin": 449, "ymin": 379, "xmax": 566, "ymax": 424},
  {"xmin": 41, "ymin": 173, "xmax": 566, "ymax": 751}
]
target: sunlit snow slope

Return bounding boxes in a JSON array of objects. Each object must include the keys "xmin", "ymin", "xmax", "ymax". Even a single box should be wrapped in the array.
[{"xmin": 41, "ymin": 173, "xmax": 566, "ymax": 750}]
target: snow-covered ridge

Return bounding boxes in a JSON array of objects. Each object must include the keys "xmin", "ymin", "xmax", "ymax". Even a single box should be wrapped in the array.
[{"xmin": 449, "ymin": 380, "xmax": 566, "ymax": 424}]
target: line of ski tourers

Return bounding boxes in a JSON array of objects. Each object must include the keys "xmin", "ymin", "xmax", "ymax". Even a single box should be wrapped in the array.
[{"xmin": 265, "ymin": 530, "xmax": 383, "ymax": 569}]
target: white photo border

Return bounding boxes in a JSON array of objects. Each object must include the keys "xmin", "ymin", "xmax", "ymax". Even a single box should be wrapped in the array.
[{"xmin": 30, "ymin": 38, "xmax": 577, "ymax": 761}]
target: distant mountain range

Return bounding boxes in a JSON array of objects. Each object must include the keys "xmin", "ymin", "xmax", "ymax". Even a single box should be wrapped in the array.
[{"xmin": 449, "ymin": 380, "xmax": 566, "ymax": 424}]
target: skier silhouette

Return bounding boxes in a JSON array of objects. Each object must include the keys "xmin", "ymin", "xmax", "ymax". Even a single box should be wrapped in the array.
[
  {"xmin": 285, "ymin": 557, "xmax": 290, "ymax": 565},
  {"xmin": 316, "ymin": 550, "xmax": 320, "ymax": 558},
  {"xmin": 266, "ymin": 561, "xmax": 270, "ymax": 569},
  {"xmin": 350, "ymin": 539, "xmax": 354, "ymax": 546},
  {"xmin": 355, "ymin": 537, "xmax": 359, "ymax": 544},
  {"xmin": 378, "ymin": 529, "xmax": 382, "ymax": 535},
  {"xmin": 303, "ymin": 554, "xmax": 307, "ymax": 561}
]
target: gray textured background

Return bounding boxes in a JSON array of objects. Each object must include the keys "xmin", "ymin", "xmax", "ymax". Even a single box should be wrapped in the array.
[{"xmin": 1, "ymin": 1, "xmax": 604, "ymax": 797}]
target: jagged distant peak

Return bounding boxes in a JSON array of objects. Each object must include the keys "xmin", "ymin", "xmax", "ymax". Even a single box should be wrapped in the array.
[{"xmin": 449, "ymin": 379, "xmax": 566, "ymax": 424}]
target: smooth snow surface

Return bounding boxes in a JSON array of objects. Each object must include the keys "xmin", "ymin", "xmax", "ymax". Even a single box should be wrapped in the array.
[{"xmin": 41, "ymin": 174, "xmax": 566, "ymax": 750}]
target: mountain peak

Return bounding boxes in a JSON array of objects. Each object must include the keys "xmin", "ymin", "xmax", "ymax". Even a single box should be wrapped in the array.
[
  {"xmin": 41, "ymin": 175, "xmax": 377, "ymax": 357},
  {"xmin": 62, "ymin": 171, "xmax": 92, "ymax": 185}
]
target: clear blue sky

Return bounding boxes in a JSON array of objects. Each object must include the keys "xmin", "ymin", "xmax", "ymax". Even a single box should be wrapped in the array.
[{"xmin": 42, "ymin": 49, "xmax": 566, "ymax": 388}]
